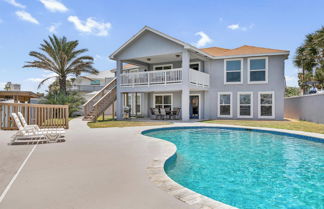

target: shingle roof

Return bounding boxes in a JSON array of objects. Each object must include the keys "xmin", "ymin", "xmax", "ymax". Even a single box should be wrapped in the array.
[{"xmin": 200, "ymin": 45, "xmax": 289, "ymax": 57}]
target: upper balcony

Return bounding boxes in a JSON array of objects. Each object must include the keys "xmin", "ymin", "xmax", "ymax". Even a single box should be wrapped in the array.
[{"xmin": 120, "ymin": 68, "xmax": 209, "ymax": 88}]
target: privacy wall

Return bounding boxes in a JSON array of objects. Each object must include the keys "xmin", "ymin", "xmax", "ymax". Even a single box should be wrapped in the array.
[{"xmin": 284, "ymin": 93, "xmax": 324, "ymax": 124}]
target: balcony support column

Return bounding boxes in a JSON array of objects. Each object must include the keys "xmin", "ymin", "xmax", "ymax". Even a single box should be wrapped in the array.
[
  {"xmin": 181, "ymin": 49, "xmax": 190, "ymax": 121},
  {"xmin": 116, "ymin": 60, "xmax": 123, "ymax": 120}
]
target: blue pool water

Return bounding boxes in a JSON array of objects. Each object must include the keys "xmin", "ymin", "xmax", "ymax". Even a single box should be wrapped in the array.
[{"xmin": 143, "ymin": 127, "xmax": 324, "ymax": 209}]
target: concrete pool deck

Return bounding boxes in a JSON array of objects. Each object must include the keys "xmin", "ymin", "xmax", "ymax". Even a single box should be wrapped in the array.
[{"xmin": 0, "ymin": 118, "xmax": 323, "ymax": 209}]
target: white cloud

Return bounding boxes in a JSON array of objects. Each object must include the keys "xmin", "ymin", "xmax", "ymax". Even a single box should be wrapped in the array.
[
  {"xmin": 68, "ymin": 16, "xmax": 111, "ymax": 36},
  {"xmin": 0, "ymin": 82, "xmax": 6, "ymax": 90},
  {"xmin": 0, "ymin": 18, "xmax": 3, "ymax": 23},
  {"xmin": 15, "ymin": 10, "xmax": 39, "ymax": 24},
  {"xmin": 48, "ymin": 23, "xmax": 60, "ymax": 33},
  {"xmin": 27, "ymin": 78, "xmax": 44, "ymax": 83},
  {"xmin": 227, "ymin": 24, "xmax": 240, "ymax": 30},
  {"xmin": 194, "ymin": 31, "xmax": 213, "ymax": 48},
  {"xmin": 39, "ymin": 0, "xmax": 68, "ymax": 13},
  {"xmin": 227, "ymin": 23, "xmax": 255, "ymax": 31},
  {"xmin": 4, "ymin": 0, "xmax": 25, "ymax": 8}
]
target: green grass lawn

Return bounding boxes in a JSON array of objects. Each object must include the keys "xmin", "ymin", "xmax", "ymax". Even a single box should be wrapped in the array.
[
  {"xmin": 202, "ymin": 119, "xmax": 324, "ymax": 134},
  {"xmin": 88, "ymin": 117, "xmax": 172, "ymax": 128}
]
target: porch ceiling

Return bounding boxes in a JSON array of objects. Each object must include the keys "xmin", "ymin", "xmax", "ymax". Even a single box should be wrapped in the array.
[{"xmin": 124, "ymin": 51, "xmax": 207, "ymax": 65}]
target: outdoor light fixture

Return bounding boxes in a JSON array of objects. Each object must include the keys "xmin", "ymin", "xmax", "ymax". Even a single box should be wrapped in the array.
[
  {"xmin": 176, "ymin": 54, "xmax": 180, "ymax": 58},
  {"xmin": 147, "ymin": 58, "xmax": 151, "ymax": 61}
]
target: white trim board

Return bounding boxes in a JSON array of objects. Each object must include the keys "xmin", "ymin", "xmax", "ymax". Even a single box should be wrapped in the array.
[
  {"xmin": 218, "ymin": 92, "xmax": 233, "ymax": 118},
  {"xmin": 248, "ymin": 57, "xmax": 268, "ymax": 84},
  {"xmin": 190, "ymin": 94, "xmax": 202, "ymax": 120},
  {"xmin": 153, "ymin": 93, "xmax": 173, "ymax": 109},
  {"xmin": 258, "ymin": 91, "xmax": 275, "ymax": 119},
  {"xmin": 237, "ymin": 92, "xmax": 253, "ymax": 118},
  {"xmin": 224, "ymin": 58, "xmax": 243, "ymax": 85}
]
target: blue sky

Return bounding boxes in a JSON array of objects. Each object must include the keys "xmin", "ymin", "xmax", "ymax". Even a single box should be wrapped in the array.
[{"xmin": 0, "ymin": 0, "xmax": 323, "ymax": 92}]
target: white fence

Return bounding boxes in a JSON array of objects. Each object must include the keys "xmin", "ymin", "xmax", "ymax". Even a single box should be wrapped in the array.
[{"xmin": 285, "ymin": 93, "xmax": 324, "ymax": 124}]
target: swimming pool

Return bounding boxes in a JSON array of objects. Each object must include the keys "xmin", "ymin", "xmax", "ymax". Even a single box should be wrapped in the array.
[{"xmin": 143, "ymin": 127, "xmax": 324, "ymax": 209}]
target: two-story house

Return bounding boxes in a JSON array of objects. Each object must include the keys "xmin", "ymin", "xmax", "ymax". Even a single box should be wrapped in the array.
[{"xmin": 83, "ymin": 26, "xmax": 289, "ymax": 121}]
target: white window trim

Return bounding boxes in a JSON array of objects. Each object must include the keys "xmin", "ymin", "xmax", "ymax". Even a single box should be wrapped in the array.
[
  {"xmin": 128, "ymin": 69, "xmax": 139, "ymax": 73},
  {"xmin": 224, "ymin": 58, "xmax": 243, "ymax": 85},
  {"xmin": 190, "ymin": 94, "xmax": 201, "ymax": 120},
  {"xmin": 248, "ymin": 57, "xmax": 268, "ymax": 84},
  {"xmin": 153, "ymin": 64, "xmax": 173, "ymax": 71},
  {"xmin": 153, "ymin": 93, "xmax": 173, "ymax": 109},
  {"xmin": 237, "ymin": 92, "xmax": 253, "ymax": 118},
  {"xmin": 218, "ymin": 92, "xmax": 233, "ymax": 118},
  {"xmin": 190, "ymin": 62, "xmax": 201, "ymax": 71},
  {"xmin": 124, "ymin": 93, "xmax": 142, "ymax": 115},
  {"xmin": 258, "ymin": 91, "xmax": 275, "ymax": 119}
]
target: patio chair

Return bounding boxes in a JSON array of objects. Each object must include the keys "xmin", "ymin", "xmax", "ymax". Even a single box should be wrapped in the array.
[
  {"xmin": 171, "ymin": 107, "xmax": 181, "ymax": 120},
  {"xmin": 151, "ymin": 108, "xmax": 161, "ymax": 120},
  {"xmin": 17, "ymin": 112, "xmax": 65, "ymax": 132},
  {"xmin": 10, "ymin": 113, "xmax": 65, "ymax": 145},
  {"xmin": 165, "ymin": 107, "xmax": 171, "ymax": 119},
  {"xmin": 160, "ymin": 108, "xmax": 167, "ymax": 120}
]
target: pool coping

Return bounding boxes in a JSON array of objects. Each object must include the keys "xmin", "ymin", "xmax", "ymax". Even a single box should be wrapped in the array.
[{"xmin": 142, "ymin": 123, "xmax": 324, "ymax": 209}]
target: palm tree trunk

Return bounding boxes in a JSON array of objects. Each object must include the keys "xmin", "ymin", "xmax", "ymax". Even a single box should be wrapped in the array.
[{"xmin": 59, "ymin": 77, "xmax": 67, "ymax": 94}]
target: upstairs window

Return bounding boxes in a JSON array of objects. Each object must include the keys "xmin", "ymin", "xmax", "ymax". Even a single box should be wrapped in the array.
[
  {"xmin": 248, "ymin": 57, "xmax": 268, "ymax": 83},
  {"xmin": 90, "ymin": 80, "xmax": 100, "ymax": 85},
  {"xmin": 190, "ymin": 62, "xmax": 200, "ymax": 71},
  {"xmin": 153, "ymin": 64, "xmax": 173, "ymax": 71},
  {"xmin": 225, "ymin": 59, "xmax": 242, "ymax": 84}
]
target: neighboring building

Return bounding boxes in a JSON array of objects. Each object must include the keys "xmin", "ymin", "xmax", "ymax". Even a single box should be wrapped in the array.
[
  {"xmin": 69, "ymin": 70, "xmax": 115, "ymax": 93},
  {"xmin": 4, "ymin": 82, "xmax": 21, "ymax": 91},
  {"xmin": 84, "ymin": 26, "xmax": 289, "ymax": 121}
]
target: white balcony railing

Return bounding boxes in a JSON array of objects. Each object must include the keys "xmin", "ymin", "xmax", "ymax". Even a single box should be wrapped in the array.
[
  {"xmin": 189, "ymin": 69, "xmax": 210, "ymax": 87},
  {"xmin": 120, "ymin": 68, "xmax": 209, "ymax": 87},
  {"xmin": 69, "ymin": 85, "xmax": 105, "ymax": 92}
]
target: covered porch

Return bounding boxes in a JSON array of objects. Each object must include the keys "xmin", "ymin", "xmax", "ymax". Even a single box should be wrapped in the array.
[{"xmin": 120, "ymin": 91, "xmax": 205, "ymax": 120}]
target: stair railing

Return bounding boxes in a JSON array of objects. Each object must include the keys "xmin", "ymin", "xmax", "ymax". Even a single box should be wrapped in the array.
[
  {"xmin": 91, "ymin": 86, "xmax": 117, "ymax": 120},
  {"xmin": 83, "ymin": 78, "xmax": 116, "ymax": 116}
]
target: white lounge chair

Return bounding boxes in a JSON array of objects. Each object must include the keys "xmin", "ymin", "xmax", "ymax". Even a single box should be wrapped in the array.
[
  {"xmin": 10, "ymin": 113, "xmax": 65, "ymax": 145},
  {"xmin": 17, "ymin": 112, "xmax": 65, "ymax": 132}
]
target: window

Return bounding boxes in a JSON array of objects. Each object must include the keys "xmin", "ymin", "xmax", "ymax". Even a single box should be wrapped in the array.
[
  {"xmin": 224, "ymin": 59, "xmax": 243, "ymax": 84},
  {"xmin": 258, "ymin": 92, "xmax": 274, "ymax": 118},
  {"xmin": 218, "ymin": 92, "xmax": 232, "ymax": 117},
  {"xmin": 90, "ymin": 80, "xmax": 100, "ymax": 85},
  {"xmin": 248, "ymin": 57, "xmax": 268, "ymax": 83},
  {"xmin": 190, "ymin": 62, "xmax": 200, "ymax": 71},
  {"xmin": 128, "ymin": 69, "xmax": 139, "ymax": 73},
  {"xmin": 124, "ymin": 93, "xmax": 141, "ymax": 115},
  {"xmin": 154, "ymin": 94, "xmax": 172, "ymax": 109},
  {"xmin": 238, "ymin": 92, "xmax": 253, "ymax": 118},
  {"xmin": 153, "ymin": 64, "xmax": 173, "ymax": 71}
]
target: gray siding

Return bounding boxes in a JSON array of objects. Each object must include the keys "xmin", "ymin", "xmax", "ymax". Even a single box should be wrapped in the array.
[
  {"xmin": 204, "ymin": 55, "xmax": 286, "ymax": 120},
  {"xmin": 115, "ymin": 31, "xmax": 183, "ymax": 60}
]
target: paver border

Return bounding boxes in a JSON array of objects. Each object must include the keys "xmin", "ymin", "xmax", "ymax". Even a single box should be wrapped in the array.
[{"xmin": 142, "ymin": 123, "xmax": 324, "ymax": 209}]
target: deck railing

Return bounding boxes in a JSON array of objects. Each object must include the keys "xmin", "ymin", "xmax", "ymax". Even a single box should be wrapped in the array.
[
  {"xmin": 189, "ymin": 69, "xmax": 210, "ymax": 87},
  {"xmin": 0, "ymin": 102, "xmax": 69, "ymax": 130},
  {"xmin": 121, "ymin": 68, "xmax": 183, "ymax": 86},
  {"xmin": 120, "ymin": 68, "xmax": 210, "ymax": 87}
]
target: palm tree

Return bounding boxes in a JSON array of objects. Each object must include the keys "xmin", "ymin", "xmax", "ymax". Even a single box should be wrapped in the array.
[
  {"xmin": 24, "ymin": 35, "xmax": 98, "ymax": 94},
  {"xmin": 294, "ymin": 27, "xmax": 324, "ymax": 93}
]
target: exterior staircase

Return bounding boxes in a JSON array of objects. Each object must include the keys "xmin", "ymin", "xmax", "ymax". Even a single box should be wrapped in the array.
[{"xmin": 83, "ymin": 78, "xmax": 116, "ymax": 121}]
